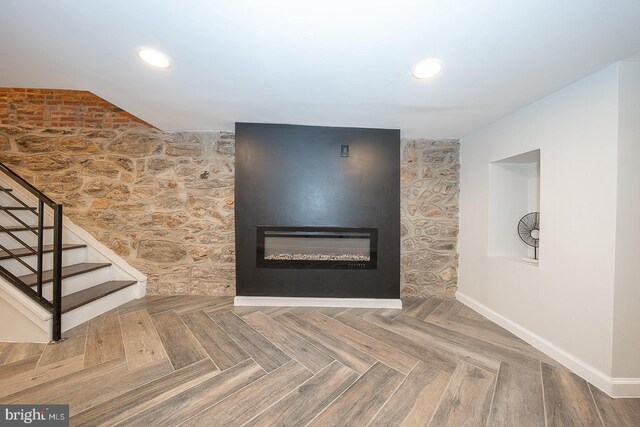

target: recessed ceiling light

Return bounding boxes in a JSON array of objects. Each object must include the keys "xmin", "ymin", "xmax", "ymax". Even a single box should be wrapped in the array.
[
  {"xmin": 137, "ymin": 48, "xmax": 171, "ymax": 69},
  {"xmin": 412, "ymin": 58, "xmax": 443, "ymax": 80}
]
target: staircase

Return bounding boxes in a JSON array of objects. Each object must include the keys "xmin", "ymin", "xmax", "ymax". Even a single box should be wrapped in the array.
[{"xmin": 0, "ymin": 162, "xmax": 146, "ymax": 342}]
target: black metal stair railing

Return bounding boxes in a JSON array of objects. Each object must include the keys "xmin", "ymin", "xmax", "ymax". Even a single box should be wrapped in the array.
[{"xmin": 0, "ymin": 161, "xmax": 63, "ymax": 341}]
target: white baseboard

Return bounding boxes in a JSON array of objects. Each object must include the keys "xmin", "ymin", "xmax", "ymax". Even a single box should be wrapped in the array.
[
  {"xmin": 611, "ymin": 378, "xmax": 640, "ymax": 398},
  {"xmin": 234, "ymin": 296, "xmax": 402, "ymax": 309},
  {"xmin": 456, "ymin": 291, "xmax": 640, "ymax": 398}
]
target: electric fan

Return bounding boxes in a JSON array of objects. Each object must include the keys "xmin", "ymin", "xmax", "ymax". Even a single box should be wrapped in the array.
[{"xmin": 518, "ymin": 212, "xmax": 540, "ymax": 262}]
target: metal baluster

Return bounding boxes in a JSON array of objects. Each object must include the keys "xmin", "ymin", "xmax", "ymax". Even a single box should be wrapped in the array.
[
  {"xmin": 37, "ymin": 200, "xmax": 44, "ymax": 298},
  {"xmin": 52, "ymin": 204, "xmax": 63, "ymax": 342}
]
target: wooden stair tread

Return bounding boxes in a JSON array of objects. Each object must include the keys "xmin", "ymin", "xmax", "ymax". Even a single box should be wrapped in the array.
[
  {"xmin": 0, "ymin": 225, "xmax": 54, "ymax": 232},
  {"xmin": 62, "ymin": 280, "xmax": 137, "ymax": 313},
  {"xmin": 0, "ymin": 244, "xmax": 86, "ymax": 260},
  {"xmin": 19, "ymin": 262, "xmax": 112, "ymax": 287}
]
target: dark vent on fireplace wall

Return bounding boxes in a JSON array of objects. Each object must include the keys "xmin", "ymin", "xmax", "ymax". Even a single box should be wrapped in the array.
[{"xmin": 235, "ymin": 123, "xmax": 400, "ymax": 299}]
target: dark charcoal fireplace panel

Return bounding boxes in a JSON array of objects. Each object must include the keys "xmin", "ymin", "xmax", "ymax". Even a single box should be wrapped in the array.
[
  {"xmin": 235, "ymin": 123, "xmax": 400, "ymax": 299},
  {"xmin": 257, "ymin": 226, "xmax": 378, "ymax": 269}
]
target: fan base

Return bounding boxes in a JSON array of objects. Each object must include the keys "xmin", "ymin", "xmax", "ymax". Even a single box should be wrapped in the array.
[{"xmin": 521, "ymin": 257, "xmax": 539, "ymax": 264}]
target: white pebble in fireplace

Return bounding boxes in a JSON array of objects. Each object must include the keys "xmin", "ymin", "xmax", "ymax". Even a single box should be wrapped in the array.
[{"xmin": 264, "ymin": 253, "xmax": 370, "ymax": 261}]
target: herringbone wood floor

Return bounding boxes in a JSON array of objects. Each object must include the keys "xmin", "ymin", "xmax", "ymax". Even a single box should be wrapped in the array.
[{"xmin": 0, "ymin": 296, "xmax": 638, "ymax": 426}]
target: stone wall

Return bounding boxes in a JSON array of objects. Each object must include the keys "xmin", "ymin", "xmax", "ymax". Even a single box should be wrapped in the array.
[
  {"xmin": 400, "ymin": 139, "xmax": 459, "ymax": 298},
  {"xmin": 0, "ymin": 89, "xmax": 460, "ymax": 297},
  {"xmin": 1, "ymin": 125, "xmax": 236, "ymax": 295}
]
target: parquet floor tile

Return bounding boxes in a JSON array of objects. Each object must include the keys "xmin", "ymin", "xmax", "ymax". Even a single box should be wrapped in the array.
[{"xmin": 0, "ymin": 296, "xmax": 637, "ymax": 426}]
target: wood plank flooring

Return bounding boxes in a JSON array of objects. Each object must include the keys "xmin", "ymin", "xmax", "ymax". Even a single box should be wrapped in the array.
[{"xmin": 0, "ymin": 295, "xmax": 638, "ymax": 426}]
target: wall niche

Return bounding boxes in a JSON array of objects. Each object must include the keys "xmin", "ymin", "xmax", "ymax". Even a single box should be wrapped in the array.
[{"xmin": 488, "ymin": 149, "xmax": 540, "ymax": 262}]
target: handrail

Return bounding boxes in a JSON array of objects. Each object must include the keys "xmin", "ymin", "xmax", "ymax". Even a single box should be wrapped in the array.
[
  {"xmin": 0, "ymin": 163, "xmax": 58, "ymax": 208},
  {"xmin": 0, "ymin": 265, "xmax": 53, "ymax": 310},
  {"xmin": 0, "ymin": 161, "xmax": 63, "ymax": 342}
]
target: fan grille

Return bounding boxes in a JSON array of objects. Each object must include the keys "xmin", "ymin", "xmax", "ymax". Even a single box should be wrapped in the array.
[{"xmin": 518, "ymin": 212, "xmax": 540, "ymax": 248}]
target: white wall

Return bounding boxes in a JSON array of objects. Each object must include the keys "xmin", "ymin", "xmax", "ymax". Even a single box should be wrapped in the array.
[
  {"xmin": 0, "ymin": 297, "xmax": 48, "ymax": 342},
  {"xmin": 612, "ymin": 61, "xmax": 640, "ymax": 380},
  {"xmin": 0, "ymin": 281, "xmax": 50, "ymax": 343},
  {"xmin": 527, "ymin": 162, "xmax": 540, "ymax": 213},
  {"xmin": 459, "ymin": 64, "xmax": 620, "ymax": 390},
  {"xmin": 488, "ymin": 163, "xmax": 531, "ymax": 258}
]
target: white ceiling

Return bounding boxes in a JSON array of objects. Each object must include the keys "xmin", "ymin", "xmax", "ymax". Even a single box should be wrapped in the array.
[{"xmin": 1, "ymin": 0, "xmax": 640, "ymax": 138}]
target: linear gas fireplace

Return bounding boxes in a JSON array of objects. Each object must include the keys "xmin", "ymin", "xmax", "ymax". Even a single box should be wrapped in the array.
[{"xmin": 257, "ymin": 226, "xmax": 377, "ymax": 269}]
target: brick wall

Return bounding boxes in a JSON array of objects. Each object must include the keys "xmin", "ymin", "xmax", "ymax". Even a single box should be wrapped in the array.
[{"xmin": 0, "ymin": 88, "xmax": 153, "ymax": 129}]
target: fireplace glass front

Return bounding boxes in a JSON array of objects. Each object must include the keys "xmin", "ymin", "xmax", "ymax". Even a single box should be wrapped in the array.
[{"xmin": 257, "ymin": 226, "xmax": 377, "ymax": 269}]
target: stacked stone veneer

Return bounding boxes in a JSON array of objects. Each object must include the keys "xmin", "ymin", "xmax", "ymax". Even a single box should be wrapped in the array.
[
  {"xmin": 0, "ymin": 89, "xmax": 459, "ymax": 297},
  {"xmin": 400, "ymin": 139, "xmax": 459, "ymax": 298},
  {"xmin": 1, "ymin": 125, "xmax": 236, "ymax": 295}
]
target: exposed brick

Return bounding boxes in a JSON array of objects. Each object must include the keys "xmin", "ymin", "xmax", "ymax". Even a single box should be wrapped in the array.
[{"xmin": 0, "ymin": 88, "xmax": 155, "ymax": 130}]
